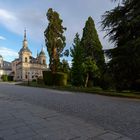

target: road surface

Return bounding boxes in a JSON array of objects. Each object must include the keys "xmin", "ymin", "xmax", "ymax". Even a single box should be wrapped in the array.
[{"xmin": 0, "ymin": 83, "xmax": 139, "ymax": 139}]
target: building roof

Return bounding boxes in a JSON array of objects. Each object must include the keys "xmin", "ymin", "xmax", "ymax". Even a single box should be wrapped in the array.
[
  {"xmin": 1, "ymin": 61, "xmax": 12, "ymax": 70},
  {"xmin": 39, "ymin": 50, "xmax": 45, "ymax": 56},
  {"xmin": 39, "ymin": 46, "xmax": 45, "ymax": 56},
  {"xmin": 19, "ymin": 47, "xmax": 32, "ymax": 54},
  {"xmin": 30, "ymin": 56, "xmax": 37, "ymax": 63}
]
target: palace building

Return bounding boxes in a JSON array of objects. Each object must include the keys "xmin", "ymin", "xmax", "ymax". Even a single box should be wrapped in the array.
[
  {"xmin": 12, "ymin": 30, "xmax": 47, "ymax": 81},
  {"xmin": 0, "ymin": 55, "xmax": 12, "ymax": 80}
]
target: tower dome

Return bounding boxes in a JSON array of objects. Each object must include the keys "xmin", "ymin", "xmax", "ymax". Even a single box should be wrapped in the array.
[
  {"xmin": 39, "ymin": 46, "xmax": 45, "ymax": 56},
  {"xmin": 38, "ymin": 46, "xmax": 46, "ymax": 65}
]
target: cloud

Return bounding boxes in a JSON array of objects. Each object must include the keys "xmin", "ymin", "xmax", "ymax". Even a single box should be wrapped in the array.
[
  {"xmin": 0, "ymin": 8, "xmax": 46, "ymax": 43},
  {"xmin": 0, "ymin": 9, "xmax": 18, "ymax": 30},
  {"xmin": 0, "ymin": 9, "xmax": 16, "ymax": 20},
  {"xmin": 0, "ymin": 9, "xmax": 24, "ymax": 36},
  {"xmin": 0, "ymin": 46, "xmax": 18, "ymax": 62},
  {"xmin": 0, "ymin": 1, "xmax": 117, "ymax": 50},
  {"xmin": 0, "ymin": 36, "xmax": 6, "ymax": 40}
]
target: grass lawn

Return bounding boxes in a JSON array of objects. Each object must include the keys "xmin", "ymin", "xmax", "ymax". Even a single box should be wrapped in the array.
[{"xmin": 18, "ymin": 82, "xmax": 140, "ymax": 99}]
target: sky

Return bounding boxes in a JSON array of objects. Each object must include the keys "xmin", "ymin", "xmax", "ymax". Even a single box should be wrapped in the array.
[{"xmin": 0, "ymin": 0, "xmax": 118, "ymax": 63}]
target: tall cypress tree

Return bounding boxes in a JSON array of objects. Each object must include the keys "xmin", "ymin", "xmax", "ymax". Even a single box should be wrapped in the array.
[
  {"xmin": 44, "ymin": 8, "xmax": 66, "ymax": 73},
  {"xmin": 81, "ymin": 17, "xmax": 105, "ymax": 86},
  {"xmin": 81, "ymin": 17, "xmax": 105, "ymax": 74},
  {"xmin": 71, "ymin": 33, "xmax": 84, "ymax": 86}
]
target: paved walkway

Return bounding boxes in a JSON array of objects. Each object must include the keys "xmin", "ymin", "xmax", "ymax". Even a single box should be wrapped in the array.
[{"xmin": 0, "ymin": 93, "xmax": 132, "ymax": 140}]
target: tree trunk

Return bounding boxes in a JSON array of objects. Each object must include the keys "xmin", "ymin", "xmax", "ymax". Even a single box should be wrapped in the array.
[
  {"xmin": 52, "ymin": 47, "xmax": 57, "ymax": 73},
  {"xmin": 85, "ymin": 73, "xmax": 89, "ymax": 87}
]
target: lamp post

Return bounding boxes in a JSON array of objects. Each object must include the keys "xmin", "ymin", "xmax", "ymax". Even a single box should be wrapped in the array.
[
  {"xmin": 35, "ymin": 72, "xmax": 38, "ymax": 84},
  {"xmin": 28, "ymin": 72, "xmax": 30, "ymax": 86}
]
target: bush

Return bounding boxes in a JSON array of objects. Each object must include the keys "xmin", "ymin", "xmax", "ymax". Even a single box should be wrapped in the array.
[
  {"xmin": 53, "ymin": 72, "xmax": 67, "ymax": 86},
  {"xmin": 132, "ymin": 79, "xmax": 140, "ymax": 91},
  {"xmin": 37, "ymin": 77, "xmax": 44, "ymax": 85},
  {"xmin": 32, "ymin": 79, "xmax": 37, "ymax": 82},
  {"xmin": 43, "ymin": 71, "xmax": 53, "ymax": 85},
  {"xmin": 43, "ymin": 71, "xmax": 67, "ymax": 86},
  {"xmin": 1, "ymin": 75, "xmax": 13, "ymax": 82},
  {"xmin": 1, "ymin": 75, "xmax": 8, "ymax": 81},
  {"xmin": 8, "ymin": 76, "xmax": 14, "ymax": 81},
  {"xmin": 100, "ymin": 73, "xmax": 114, "ymax": 90}
]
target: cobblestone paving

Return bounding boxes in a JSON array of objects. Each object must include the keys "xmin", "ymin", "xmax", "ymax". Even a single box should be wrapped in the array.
[
  {"xmin": 0, "ymin": 93, "xmax": 132, "ymax": 140},
  {"xmin": 0, "ymin": 83, "xmax": 139, "ymax": 139}
]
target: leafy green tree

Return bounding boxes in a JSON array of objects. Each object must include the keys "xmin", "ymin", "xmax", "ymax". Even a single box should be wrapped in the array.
[
  {"xmin": 82, "ymin": 57, "xmax": 100, "ymax": 87},
  {"xmin": 101, "ymin": 0, "xmax": 140, "ymax": 90},
  {"xmin": 59, "ymin": 59, "xmax": 70, "ymax": 73},
  {"xmin": 71, "ymin": 33, "xmax": 84, "ymax": 86},
  {"xmin": 81, "ymin": 17, "xmax": 105, "ymax": 73},
  {"xmin": 44, "ymin": 8, "xmax": 66, "ymax": 73}
]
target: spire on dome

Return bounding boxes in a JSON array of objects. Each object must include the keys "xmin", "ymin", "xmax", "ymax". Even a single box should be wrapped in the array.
[
  {"xmin": 39, "ymin": 45, "xmax": 45, "ymax": 56},
  {"xmin": 19, "ymin": 29, "xmax": 32, "ymax": 54},
  {"xmin": 22, "ymin": 29, "xmax": 28, "ymax": 49},
  {"xmin": 24, "ymin": 28, "xmax": 27, "ymax": 41},
  {"xmin": 41, "ymin": 44, "xmax": 44, "ymax": 52}
]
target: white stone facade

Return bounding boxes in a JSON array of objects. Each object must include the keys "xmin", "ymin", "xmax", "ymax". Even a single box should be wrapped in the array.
[
  {"xmin": 0, "ymin": 55, "xmax": 12, "ymax": 80},
  {"xmin": 12, "ymin": 30, "xmax": 47, "ymax": 81}
]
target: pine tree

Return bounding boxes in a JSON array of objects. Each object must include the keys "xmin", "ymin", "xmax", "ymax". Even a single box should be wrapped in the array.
[
  {"xmin": 44, "ymin": 8, "xmax": 66, "ymax": 73},
  {"xmin": 102, "ymin": 0, "xmax": 140, "ymax": 90},
  {"xmin": 71, "ymin": 33, "xmax": 84, "ymax": 86},
  {"xmin": 81, "ymin": 17, "xmax": 105, "ymax": 74},
  {"xmin": 81, "ymin": 17, "xmax": 105, "ymax": 86}
]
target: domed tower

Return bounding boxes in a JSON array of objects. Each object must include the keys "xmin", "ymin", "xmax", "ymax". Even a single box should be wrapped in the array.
[
  {"xmin": 0, "ymin": 55, "xmax": 3, "ymax": 68},
  {"xmin": 19, "ymin": 29, "xmax": 32, "ymax": 63},
  {"xmin": 38, "ymin": 47, "xmax": 46, "ymax": 65}
]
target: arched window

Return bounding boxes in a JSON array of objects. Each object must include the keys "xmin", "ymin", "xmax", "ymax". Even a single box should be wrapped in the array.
[
  {"xmin": 43, "ymin": 59, "xmax": 45, "ymax": 64},
  {"xmin": 25, "ymin": 57, "xmax": 28, "ymax": 62},
  {"xmin": 25, "ymin": 75, "xmax": 27, "ymax": 79}
]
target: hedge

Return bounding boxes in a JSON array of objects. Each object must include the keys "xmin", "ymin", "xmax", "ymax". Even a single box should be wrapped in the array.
[
  {"xmin": 43, "ymin": 71, "xmax": 67, "ymax": 86},
  {"xmin": 1, "ymin": 75, "xmax": 13, "ymax": 81},
  {"xmin": 53, "ymin": 72, "xmax": 67, "ymax": 86},
  {"xmin": 8, "ymin": 76, "xmax": 14, "ymax": 81},
  {"xmin": 1, "ymin": 75, "xmax": 8, "ymax": 81},
  {"xmin": 43, "ymin": 71, "xmax": 53, "ymax": 85},
  {"xmin": 37, "ymin": 77, "xmax": 44, "ymax": 85}
]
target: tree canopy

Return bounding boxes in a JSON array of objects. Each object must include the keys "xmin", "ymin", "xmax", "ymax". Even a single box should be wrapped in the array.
[
  {"xmin": 102, "ymin": 0, "xmax": 140, "ymax": 90},
  {"xmin": 44, "ymin": 8, "xmax": 66, "ymax": 73},
  {"xmin": 71, "ymin": 33, "xmax": 84, "ymax": 86},
  {"xmin": 80, "ymin": 17, "xmax": 105, "ymax": 86},
  {"xmin": 81, "ymin": 17, "xmax": 105, "ymax": 74}
]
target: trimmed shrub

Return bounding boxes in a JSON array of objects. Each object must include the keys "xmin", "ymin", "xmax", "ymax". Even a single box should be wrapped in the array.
[
  {"xmin": 1, "ymin": 75, "xmax": 8, "ymax": 81},
  {"xmin": 53, "ymin": 72, "xmax": 67, "ymax": 86},
  {"xmin": 43, "ymin": 71, "xmax": 53, "ymax": 85},
  {"xmin": 8, "ymin": 76, "xmax": 14, "ymax": 81},
  {"xmin": 43, "ymin": 71, "xmax": 67, "ymax": 86}
]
